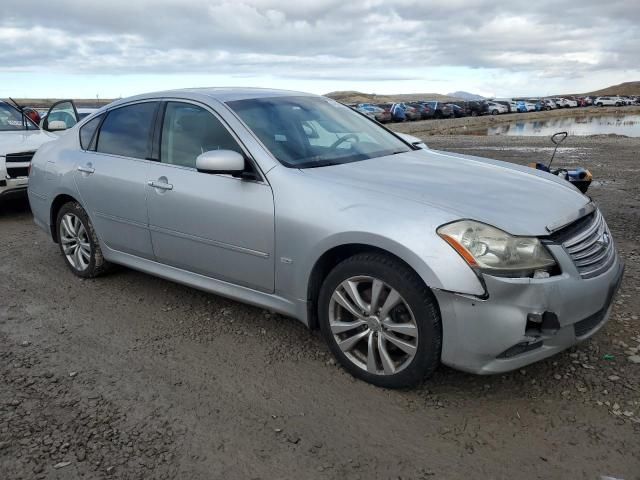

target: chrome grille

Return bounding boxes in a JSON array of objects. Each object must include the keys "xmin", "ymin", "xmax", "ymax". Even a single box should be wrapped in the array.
[{"xmin": 561, "ymin": 210, "xmax": 615, "ymax": 279}]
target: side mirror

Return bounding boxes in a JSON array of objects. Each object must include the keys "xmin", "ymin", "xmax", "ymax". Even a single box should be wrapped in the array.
[
  {"xmin": 47, "ymin": 120, "xmax": 68, "ymax": 132},
  {"xmin": 195, "ymin": 150, "xmax": 245, "ymax": 175}
]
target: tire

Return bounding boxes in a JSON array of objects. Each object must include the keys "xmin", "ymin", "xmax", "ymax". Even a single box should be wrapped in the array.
[
  {"xmin": 56, "ymin": 201, "xmax": 111, "ymax": 278},
  {"xmin": 491, "ymin": 109, "xmax": 498, "ymax": 115},
  {"xmin": 597, "ymin": 103, "xmax": 603, "ymax": 107},
  {"xmin": 318, "ymin": 252, "xmax": 442, "ymax": 388}
]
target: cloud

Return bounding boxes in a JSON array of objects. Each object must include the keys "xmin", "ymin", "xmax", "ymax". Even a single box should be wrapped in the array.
[{"xmin": 0, "ymin": 0, "xmax": 638, "ymax": 86}]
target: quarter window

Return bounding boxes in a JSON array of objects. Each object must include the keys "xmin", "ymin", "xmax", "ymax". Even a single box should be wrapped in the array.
[
  {"xmin": 79, "ymin": 114, "xmax": 103, "ymax": 150},
  {"xmin": 160, "ymin": 102, "xmax": 242, "ymax": 168},
  {"xmin": 96, "ymin": 102, "xmax": 158, "ymax": 159}
]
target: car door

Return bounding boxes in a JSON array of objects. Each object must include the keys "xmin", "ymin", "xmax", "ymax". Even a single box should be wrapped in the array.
[
  {"xmin": 73, "ymin": 101, "xmax": 159, "ymax": 259},
  {"xmin": 42, "ymin": 100, "xmax": 79, "ymax": 133},
  {"xmin": 146, "ymin": 100, "xmax": 275, "ymax": 292}
]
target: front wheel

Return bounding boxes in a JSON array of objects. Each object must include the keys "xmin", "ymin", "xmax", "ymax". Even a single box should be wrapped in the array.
[
  {"xmin": 56, "ymin": 202, "xmax": 111, "ymax": 278},
  {"xmin": 318, "ymin": 253, "xmax": 442, "ymax": 388},
  {"xmin": 491, "ymin": 109, "xmax": 498, "ymax": 115}
]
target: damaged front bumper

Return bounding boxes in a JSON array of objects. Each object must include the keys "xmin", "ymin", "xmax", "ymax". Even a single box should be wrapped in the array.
[{"xmin": 434, "ymin": 244, "xmax": 624, "ymax": 374}]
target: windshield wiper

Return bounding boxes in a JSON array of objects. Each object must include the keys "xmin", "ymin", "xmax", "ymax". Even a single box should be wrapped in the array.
[{"xmin": 301, "ymin": 159, "xmax": 341, "ymax": 169}]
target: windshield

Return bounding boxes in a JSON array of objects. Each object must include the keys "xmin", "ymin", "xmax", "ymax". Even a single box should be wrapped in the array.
[
  {"xmin": 227, "ymin": 96, "xmax": 412, "ymax": 168},
  {"xmin": 0, "ymin": 102, "xmax": 37, "ymax": 131}
]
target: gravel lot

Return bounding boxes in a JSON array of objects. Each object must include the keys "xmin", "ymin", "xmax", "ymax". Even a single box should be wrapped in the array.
[{"xmin": 1, "ymin": 132, "xmax": 639, "ymax": 479}]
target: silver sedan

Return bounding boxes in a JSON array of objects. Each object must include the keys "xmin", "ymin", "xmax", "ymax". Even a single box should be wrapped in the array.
[{"xmin": 28, "ymin": 88, "xmax": 623, "ymax": 388}]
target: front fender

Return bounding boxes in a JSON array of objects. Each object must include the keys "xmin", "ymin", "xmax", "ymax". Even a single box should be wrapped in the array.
[{"xmin": 296, "ymin": 229, "xmax": 486, "ymax": 302}]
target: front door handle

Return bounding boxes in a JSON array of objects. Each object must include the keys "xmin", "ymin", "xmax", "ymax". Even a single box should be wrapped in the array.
[
  {"xmin": 148, "ymin": 180, "xmax": 173, "ymax": 191},
  {"xmin": 77, "ymin": 165, "xmax": 95, "ymax": 174}
]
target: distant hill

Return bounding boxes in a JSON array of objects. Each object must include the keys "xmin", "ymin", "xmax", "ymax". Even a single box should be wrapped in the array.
[
  {"xmin": 447, "ymin": 91, "xmax": 485, "ymax": 101},
  {"xmin": 324, "ymin": 91, "xmax": 461, "ymax": 104},
  {"xmin": 584, "ymin": 81, "xmax": 640, "ymax": 96},
  {"xmin": 9, "ymin": 98, "xmax": 115, "ymax": 108}
]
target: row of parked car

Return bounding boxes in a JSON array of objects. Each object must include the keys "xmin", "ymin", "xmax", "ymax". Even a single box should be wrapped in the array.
[{"xmin": 350, "ymin": 95, "xmax": 640, "ymax": 123}]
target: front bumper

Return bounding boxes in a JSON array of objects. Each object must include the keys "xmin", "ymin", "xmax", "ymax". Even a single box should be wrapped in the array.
[
  {"xmin": 0, "ymin": 177, "xmax": 29, "ymax": 200},
  {"xmin": 434, "ymin": 244, "xmax": 624, "ymax": 374}
]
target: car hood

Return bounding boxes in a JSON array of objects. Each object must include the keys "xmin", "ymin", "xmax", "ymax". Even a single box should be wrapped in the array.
[
  {"xmin": 303, "ymin": 149, "xmax": 591, "ymax": 236},
  {"xmin": 0, "ymin": 130, "xmax": 58, "ymax": 156}
]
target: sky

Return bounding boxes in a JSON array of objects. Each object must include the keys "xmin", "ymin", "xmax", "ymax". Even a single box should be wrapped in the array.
[{"xmin": 1, "ymin": 0, "xmax": 639, "ymax": 99}]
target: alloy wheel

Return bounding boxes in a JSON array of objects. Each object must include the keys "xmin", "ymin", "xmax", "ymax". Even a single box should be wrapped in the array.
[
  {"xmin": 59, "ymin": 213, "xmax": 91, "ymax": 271},
  {"xmin": 328, "ymin": 276, "xmax": 418, "ymax": 375}
]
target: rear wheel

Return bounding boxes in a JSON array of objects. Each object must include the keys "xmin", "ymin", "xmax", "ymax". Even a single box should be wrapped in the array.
[
  {"xmin": 318, "ymin": 253, "xmax": 441, "ymax": 388},
  {"xmin": 56, "ymin": 202, "xmax": 111, "ymax": 278}
]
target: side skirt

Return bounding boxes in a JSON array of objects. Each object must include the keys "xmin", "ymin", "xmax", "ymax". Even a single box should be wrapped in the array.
[{"xmin": 101, "ymin": 244, "xmax": 309, "ymax": 325}]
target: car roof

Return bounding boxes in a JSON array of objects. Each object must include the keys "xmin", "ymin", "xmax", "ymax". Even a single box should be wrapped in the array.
[{"xmin": 107, "ymin": 87, "xmax": 318, "ymax": 109}]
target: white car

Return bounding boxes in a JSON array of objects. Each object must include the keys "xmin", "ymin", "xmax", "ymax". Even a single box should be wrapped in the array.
[
  {"xmin": 0, "ymin": 100, "xmax": 79, "ymax": 201},
  {"xmin": 485, "ymin": 101, "xmax": 509, "ymax": 115},
  {"xmin": 540, "ymin": 99, "xmax": 557, "ymax": 110},
  {"xmin": 594, "ymin": 96, "xmax": 623, "ymax": 107},
  {"xmin": 554, "ymin": 98, "xmax": 578, "ymax": 108}
]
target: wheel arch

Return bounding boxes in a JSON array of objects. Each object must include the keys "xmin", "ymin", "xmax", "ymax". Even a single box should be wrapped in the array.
[
  {"xmin": 50, "ymin": 193, "xmax": 80, "ymax": 242},
  {"xmin": 305, "ymin": 243, "xmax": 436, "ymax": 330}
]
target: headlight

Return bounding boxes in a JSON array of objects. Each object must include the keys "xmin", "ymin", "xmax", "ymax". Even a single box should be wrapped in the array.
[{"xmin": 437, "ymin": 220, "xmax": 556, "ymax": 277}]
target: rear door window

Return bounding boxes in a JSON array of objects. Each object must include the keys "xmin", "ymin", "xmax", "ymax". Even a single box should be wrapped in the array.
[
  {"xmin": 79, "ymin": 114, "xmax": 103, "ymax": 150},
  {"xmin": 96, "ymin": 102, "xmax": 158, "ymax": 159}
]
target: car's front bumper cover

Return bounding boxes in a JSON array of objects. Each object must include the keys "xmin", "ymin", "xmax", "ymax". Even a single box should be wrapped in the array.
[
  {"xmin": 0, "ymin": 177, "xmax": 29, "ymax": 200},
  {"xmin": 434, "ymin": 244, "xmax": 624, "ymax": 374}
]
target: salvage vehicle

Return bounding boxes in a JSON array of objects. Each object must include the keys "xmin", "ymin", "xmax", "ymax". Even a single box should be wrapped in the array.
[
  {"xmin": 379, "ymin": 102, "xmax": 406, "ymax": 122},
  {"xmin": 396, "ymin": 103, "xmax": 421, "ymax": 121},
  {"xmin": 516, "ymin": 101, "xmax": 536, "ymax": 113},
  {"xmin": 407, "ymin": 102, "xmax": 434, "ymax": 120},
  {"xmin": 424, "ymin": 101, "xmax": 453, "ymax": 119},
  {"xmin": 540, "ymin": 99, "xmax": 557, "ymax": 110},
  {"xmin": 0, "ymin": 99, "xmax": 71, "ymax": 201},
  {"xmin": 354, "ymin": 104, "xmax": 391, "ymax": 123},
  {"xmin": 485, "ymin": 101, "xmax": 508, "ymax": 115},
  {"xmin": 447, "ymin": 103, "xmax": 468, "ymax": 118},
  {"xmin": 28, "ymin": 88, "xmax": 623, "ymax": 388},
  {"xmin": 553, "ymin": 98, "xmax": 578, "ymax": 108},
  {"xmin": 462, "ymin": 100, "xmax": 488, "ymax": 116},
  {"xmin": 594, "ymin": 96, "xmax": 623, "ymax": 107}
]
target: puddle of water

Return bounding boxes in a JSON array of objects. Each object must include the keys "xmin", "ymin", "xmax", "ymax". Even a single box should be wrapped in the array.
[{"xmin": 467, "ymin": 114, "xmax": 640, "ymax": 137}]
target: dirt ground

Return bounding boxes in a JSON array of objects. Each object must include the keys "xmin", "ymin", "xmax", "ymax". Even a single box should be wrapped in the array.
[{"xmin": 1, "ymin": 133, "xmax": 639, "ymax": 480}]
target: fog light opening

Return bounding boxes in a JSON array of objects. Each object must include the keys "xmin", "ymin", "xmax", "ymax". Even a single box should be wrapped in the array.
[{"xmin": 533, "ymin": 269, "xmax": 550, "ymax": 279}]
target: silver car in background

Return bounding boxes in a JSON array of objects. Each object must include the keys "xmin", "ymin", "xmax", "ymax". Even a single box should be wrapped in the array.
[{"xmin": 28, "ymin": 88, "xmax": 623, "ymax": 388}]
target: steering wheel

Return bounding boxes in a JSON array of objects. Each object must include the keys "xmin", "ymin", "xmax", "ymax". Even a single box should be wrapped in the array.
[{"xmin": 329, "ymin": 133, "xmax": 359, "ymax": 150}]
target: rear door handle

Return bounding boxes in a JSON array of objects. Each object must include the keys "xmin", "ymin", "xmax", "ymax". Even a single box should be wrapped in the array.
[
  {"xmin": 77, "ymin": 165, "xmax": 95, "ymax": 174},
  {"xmin": 147, "ymin": 180, "xmax": 173, "ymax": 190}
]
